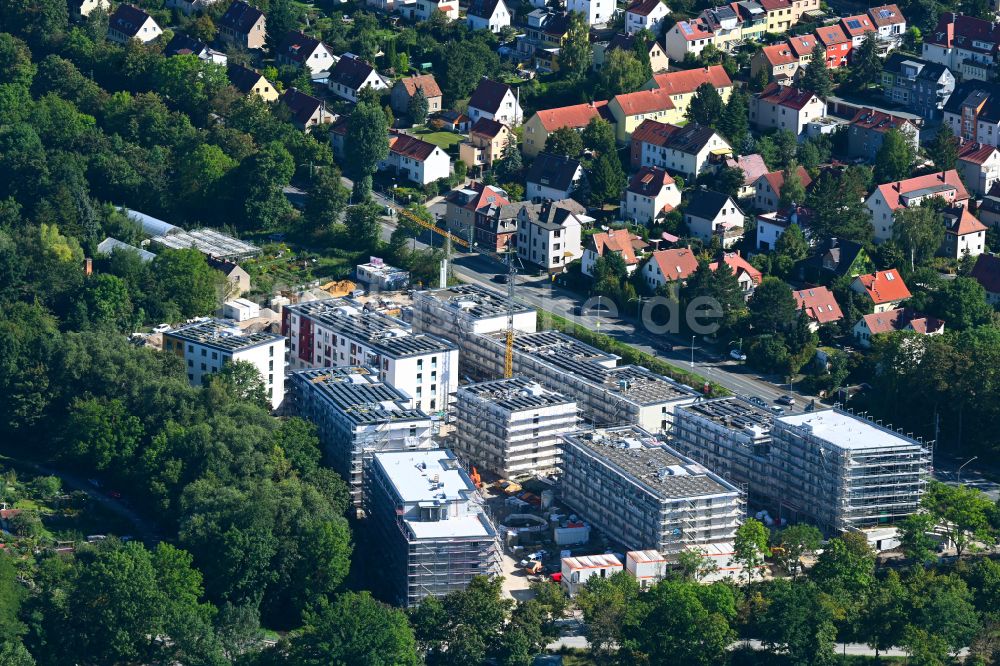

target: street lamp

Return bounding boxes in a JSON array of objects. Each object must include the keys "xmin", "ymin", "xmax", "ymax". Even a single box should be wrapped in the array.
[
  {"xmin": 957, "ymin": 456, "xmax": 979, "ymax": 484},
  {"xmin": 690, "ymin": 335, "xmax": 696, "ymax": 368}
]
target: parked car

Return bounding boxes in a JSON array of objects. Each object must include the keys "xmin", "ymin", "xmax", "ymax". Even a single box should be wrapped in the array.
[
  {"xmin": 729, "ymin": 349, "xmax": 747, "ymax": 361},
  {"xmin": 770, "ymin": 405, "xmax": 786, "ymax": 415},
  {"xmin": 748, "ymin": 396, "xmax": 767, "ymax": 408},
  {"xmin": 491, "ymin": 273, "xmax": 509, "ymax": 284},
  {"xmin": 776, "ymin": 395, "xmax": 795, "ymax": 406}
]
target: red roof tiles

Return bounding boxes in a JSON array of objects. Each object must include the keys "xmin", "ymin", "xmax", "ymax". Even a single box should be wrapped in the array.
[
  {"xmin": 613, "ymin": 88, "xmax": 675, "ymax": 116},
  {"xmin": 758, "ymin": 83, "xmax": 822, "ymax": 110},
  {"xmin": 534, "ymin": 101, "xmax": 609, "ymax": 132},
  {"xmin": 854, "ymin": 269, "xmax": 912, "ymax": 304},
  {"xmin": 650, "ymin": 248, "xmax": 699, "ymax": 281},
  {"xmin": 874, "ymin": 170, "xmax": 969, "ymax": 212},
  {"xmin": 793, "ymin": 286, "xmax": 844, "ymax": 324},
  {"xmin": 649, "ymin": 65, "xmax": 733, "ymax": 95}
]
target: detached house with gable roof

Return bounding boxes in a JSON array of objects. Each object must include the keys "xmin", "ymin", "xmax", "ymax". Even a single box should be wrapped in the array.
[
  {"xmin": 526, "ymin": 153, "xmax": 585, "ymax": 201},
  {"xmin": 751, "ymin": 43, "xmax": 802, "ymax": 84},
  {"xmin": 815, "ymin": 24, "xmax": 852, "ymax": 68},
  {"xmin": 107, "ymin": 5, "xmax": 162, "ymax": 44},
  {"xmin": 582, "ymin": 229, "xmax": 649, "ymax": 277},
  {"xmin": 625, "ymin": 0, "xmax": 671, "ymax": 36},
  {"xmin": 218, "ymin": 0, "xmax": 266, "ymax": 50},
  {"xmin": 941, "ymin": 206, "xmax": 987, "ymax": 258},
  {"xmin": 868, "ymin": 4, "xmax": 906, "ymax": 46},
  {"xmin": 851, "ymin": 269, "xmax": 912, "ymax": 312},
  {"xmin": 792, "ymin": 286, "xmax": 844, "ymax": 330},
  {"xmin": 685, "ymin": 190, "xmax": 745, "ymax": 248},
  {"xmin": 468, "ymin": 78, "xmax": 523, "ymax": 126},
  {"xmin": 847, "ymin": 108, "xmax": 920, "ymax": 161},
  {"xmin": 622, "ymin": 167, "xmax": 681, "ymax": 224},
  {"xmin": 227, "ymin": 64, "xmax": 278, "ymax": 102},
  {"xmin": 523, "ymin": 101, "xmax": 611, "ymax": 157},
  {"xmin": 390, "ymin": 74, "xmax": 443, "ymax": 116},
  {"xmin": 923, "ymin": 12, "xmax": 1000, "ymax": 82},
  {"xmin": 381, "ymin": 131, "xmax": 451, "ymax": 185},
  {"xmin": 750, "ymin": 83, "xmax": 826, "ymax": 137},
  {"xmin": 280, "ymin": 88, "xmax": 334, "ymax": 131},
  {"xmin": 594, "ymin": 33, "xmax": 670, "ymax": 74},
  {"xmin": 629, "ymin": 120, "xmax": 732, "ymax": 177},
  {"xmin": 467, "ymin": 0, "xmax": 511, "ymax": 32},
  {"xmin": 753, "ymin": 166, "xmax": 812, "ymax": 212},
  {"xmin": 854, "ymin": 309, "xmax": 944, "ymax": 347},
  {"xmin": 516, "ymin": 199, "xmax": 589, "ymax": 271},
  {"xmin": 328, "ymin": 54, "xmax": 388, "ymax": 103},
  {"xmin": 864, "ymin": 170, "xmax": 969, "ymax": 242},
  {"xmin": 970, "ymin": 253, "xmax": 1000, "ymax": 305},
  {"xmin": 663, "ymin": 18, "xmax": 715, "ymax": 63},
  {"xmin": 278, "ymin": 31, "xmax": 336, "ymax": 74},
  {"xmin": 641, "ymin": 247, "xmax": 699, "ymax": 289}
]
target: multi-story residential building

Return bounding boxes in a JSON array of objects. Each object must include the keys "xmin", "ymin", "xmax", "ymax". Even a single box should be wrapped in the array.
[
  {"xmin": 475, "ymin": 201, "xmax": 523, "ymax": 253},
  {"xmin": 759, "ymin": 0, "xmax": 794, "ymax": 34},
  {"xmin": 642, "ymin": 65, "xmax": 733, "ymax": 119},
  {"xmin": 568, "ymin": 0, "xmax": 611, "ymax": 25},
  {"xmin": 411, "ymin": 284, "xmax": 537, "ymax": 375},
  {"xmin": 629, "ymin": 121, "xmax": 732, "ymax": 177},
  {"xmin": 865, "ymin": 170, "xmax": 969, "ymax": 242},
  {"xmin": 625, "ymin": 0, "xmax": 671, "ymax": 36},
  {"xmin": 839, "ymin": 13, "xmax": 876, "ymax": 47},
  {"xmin": 880, "ymin": 54, "xmax": 954, "ymax": 119},
  {"xmin": 443, "ymin": 181, "xmax": 510, "ymax": 240},
  {"xmin": 516, "ymin": 199, "xmax": 588, "ymax": 272},
  {"xmin": 750, "ymin": 83, "xmax": 827, "ymax": 137},
  {"xmin": 525, "ymin": 153, "xmax": 585, "ymax": 201},
  {"xmin": 364, "ymin": 450, "xmax": 501, "ymax": 606},
  {"xmin": 282, "ymin": 299, "xmax": 458, "ymax": 412},
  {"xmin": 608, "ymin": 89, "xmax": 680, "ymax": 141},
  {"xmin": 403, "ymin": 0, "xmax": 459, "ymax": 21},
  {"xmin": 461, "ymin": 331, "xmax": 700, "ymax": 432},
  {"xmin": 517, "ymin": 9, "xmax": 569, "ymax": 60},
  {"xmin": 453, "ymin": 377, "xmax": 578, "ymax": 477},
  {"xmin": 107, "ymin": 5, "xmax": 162, "ymax": 44},
  {"xmin": 560, "ymin": 426, "xmax": 743, "ymax": 554},
  {"xmin": 218, "ymin": 0, "xmax": 266, "ymax": 50},
  {"xmin": 942, "ymin": 80, "xmax": 1000, "ymax": 146},
  {"xmin": 700, "ymin": 0, "xmax": 766, "ymax": 52},
  {"xmin": 467, "ymin": 0, "xmax": 511, "ymax": 32},
  {"xmin": 846, "ymin": 108, "xmax": 920, "ymax": 161},
  {"xmin": 163, "ymin": 319, "xmax": 285, "ymax": 409},
  {"xmin": 956, "ymin": 139, "xmax": 1000, "ymax": 196},
  {"xmin": 290, "ymin": 367, "xmax": 434, "ymax": 507},
  {"xmin": 621, "ymin": 166, "xmax": 681, "ymax": 224},
  {"xmin": 867, "ymin": 3, "xmax": 906, "ymax": 47},
  {"xmin": 380, "ymin": 131, "xmax": 451, "ymax": 185},
  {"xmin": 467, "ymin": 78, "xmax": 523, "ymax": 126},
  {"xmin": 672, "ymin": 400, "xmax": 931, "ymax": 534},
  {"xmin": 459, "ymin": 119, "xmax": 511, "ymax": 170},
  {"xmin": 923, "ymin": 13, "xmax": 1000, "ymax": 81},
  {"xmin": 850, "ymin": 269, "xmax": 912, "ymax": 312},
  {"xmin": 523, "ymin": 101, "xmax": 611, "ymax": 157}
]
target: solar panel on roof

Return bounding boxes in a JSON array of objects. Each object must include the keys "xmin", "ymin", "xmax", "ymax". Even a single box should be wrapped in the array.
[
  {"xmin": 680, "ymin": 22, "xmax": 694, "ymax": 35},
  {"xmin": 879, "ymin": 8, "xmax": 892, "ymax": 17},
  {"xmin": 846, "ymin": 18, "xmax": 861, "ymax": 28}
]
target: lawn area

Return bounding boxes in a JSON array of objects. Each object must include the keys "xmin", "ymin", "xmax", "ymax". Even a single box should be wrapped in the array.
[{"xmin": 411, "ymin": 127, "xmax": 464, "ymax": 149}]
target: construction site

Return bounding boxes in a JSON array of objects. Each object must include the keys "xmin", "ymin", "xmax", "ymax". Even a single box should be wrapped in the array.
[
  {"xmin": 288, "ymin": 367, "xmax": 435, "ymax": 510},
  {"xmin": 363, "ymin": 449, "xmax": 502, "ymax": 607},
  {"xmin": 453, "ymin": 377, "xmax": 580, "ymax": 479},
  {"xmin": 671, "ymin": 399, "xmax": 932, "ymax": 534},
  {"xmin": 559, "ymin": 426, "xmax": 745, "ymax": 555}
]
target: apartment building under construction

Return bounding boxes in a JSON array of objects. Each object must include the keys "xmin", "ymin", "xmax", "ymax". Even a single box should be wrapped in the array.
[
  {"xmin": 453, "ymin": 376, "xmax": 579, "ymax": 479},
  {"xmin": 364, "ymin": 449, "xmax": 502, "ymax": 607},
  {"xmin": 671, "ymin": 399, "xmax": 931, "ymax": 533},
  {"xmin": 559, "ymin": 426, "xmax": 744, "ymax": 554},
  {"xmin": 289, "ymin": 367, "xmax": 434, "ymax": 509},
  {"xmin": 461, "ymin": 330, "xmax": 701, "ymax": 433}
]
